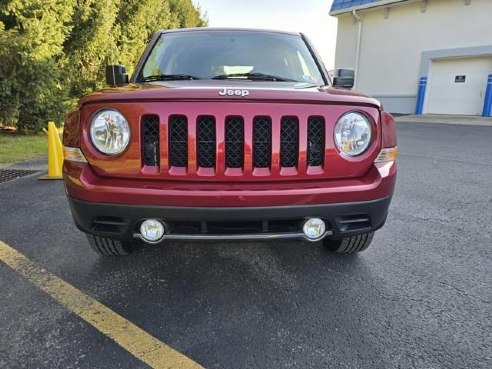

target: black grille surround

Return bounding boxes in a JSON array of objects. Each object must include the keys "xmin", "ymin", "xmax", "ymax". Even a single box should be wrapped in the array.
[
  {"xmin": 169, "ymin": 115, "xmax": 188, "ymax": 167},
  {"xmin": 225, "ymin": 116, "xmax": 244, "ymax": 169},
  {"xmin": 307, "ymin": 116, "xmax": 325, "ymax": 167},
  {"xmin": 253, "ymin": 116, "xmax": 272, "ymax": 169},
  {"xmin": 142, "ymin": 115, "xmax": 160, "ymax": 167},
  {"xmin": 280, "ymin": 116, "xmax": 299, "ymax": 168},
  {"xmin": 197, "ymin": 116, "xmax": 216, "ymax": 168}
]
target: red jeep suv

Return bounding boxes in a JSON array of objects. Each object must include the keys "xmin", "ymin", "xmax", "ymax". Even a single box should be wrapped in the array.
[{"xmin": 62, "ymin": 28, "xmax": 397, "ymax": 256}]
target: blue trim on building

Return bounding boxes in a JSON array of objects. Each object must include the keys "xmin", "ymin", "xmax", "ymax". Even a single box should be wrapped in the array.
[
  {"xmin": 330, "ymin": 0, "xmax": 382, "ymax": 12},
  {"xmin": 483, "ymin": 75, "xmax": 492, "ymax": 117},
  {"xmin": 415, "ymin": 77, "xmax": 427, "ymax": 115}
]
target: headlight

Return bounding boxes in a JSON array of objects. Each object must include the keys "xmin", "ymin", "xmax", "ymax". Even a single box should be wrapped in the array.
[
  {"xmin": 334, "ymin": 112, "xmax": 372, "ymax": 156},
  {"xmin": 89, "ymin": 109, "xmax": 130, "ymax": 155}
]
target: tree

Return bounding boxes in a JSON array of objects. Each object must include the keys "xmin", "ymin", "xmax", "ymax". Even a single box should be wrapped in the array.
[
  {"xmin": 114, "ymin": 0, "xmax": 174, "ymax": 76},
  {"xmin": 63, "ymin": 0, "xmax": 121, "ymax": 97},
  {"xmin": 0, "ymin": 0, "xmax": 206, "ymax": 132},
  {"xmin": 169, "ymin": 0, "xmax": 207, "ymax": 28},
  {"xmin": 0, "ymin": 0, "xmax": 75, "ymax": 131}
]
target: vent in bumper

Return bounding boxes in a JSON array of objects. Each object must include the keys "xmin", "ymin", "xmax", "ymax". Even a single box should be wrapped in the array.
[
  {"xmin": 337, "ymin": 215, "xmax": 371, "ymax": 232},
  {"xmin": 165, "ymin": 219, "xmax": 306, "ymax": 235},
  {"xmin": 92, "ymin": 216, "xmax": 129, "ymax": 234}
]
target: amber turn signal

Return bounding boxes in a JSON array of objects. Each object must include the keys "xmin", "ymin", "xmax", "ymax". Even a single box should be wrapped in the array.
[
  {"xmin": 374, "ymin": 147, "xmax": 398, "ymax": 163},
  {"xmin": 64, "ymin": 146, "xmax": 88, "ymax": 163}
]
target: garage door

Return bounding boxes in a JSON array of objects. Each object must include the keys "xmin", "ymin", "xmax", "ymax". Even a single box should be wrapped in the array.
[{"xmin": 426, "ymin": 57, "xmax": 492, "ymax": 115}]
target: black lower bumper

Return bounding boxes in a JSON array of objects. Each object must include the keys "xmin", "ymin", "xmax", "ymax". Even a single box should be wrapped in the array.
[{"xmin": 67, "ymin": 196, "xmax": 393, "ymax": 241}]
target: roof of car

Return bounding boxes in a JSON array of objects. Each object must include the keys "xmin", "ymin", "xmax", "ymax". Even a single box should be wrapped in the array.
[{"xmin": 160, "ymin": 27, "xmax": 300, "ymax": 36}]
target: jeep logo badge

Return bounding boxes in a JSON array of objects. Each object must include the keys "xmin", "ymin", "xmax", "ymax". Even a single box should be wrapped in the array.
[{"xmin": 218, "ymin": 88, "xmax": 250, "ymax": 97}]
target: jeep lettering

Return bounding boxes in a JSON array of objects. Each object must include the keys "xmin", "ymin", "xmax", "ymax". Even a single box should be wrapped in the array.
[{"xmin": 218, "ymin": 88, "xmax": 250, "ymax": 97}]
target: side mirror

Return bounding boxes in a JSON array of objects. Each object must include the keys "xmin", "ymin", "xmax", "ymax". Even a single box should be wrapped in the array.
[
  {"xmin": 333, "ymin": 68, "xmax": 355, "ymax": 89},
  {"xmin": 106, "ymin": 65, "xmax": 129, "ymax": 87}
]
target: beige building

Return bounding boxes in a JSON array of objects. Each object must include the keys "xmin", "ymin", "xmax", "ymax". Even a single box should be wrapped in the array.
[{"xmin": 330, "ymin": 0, "xmax": 492, "ymax": 115}]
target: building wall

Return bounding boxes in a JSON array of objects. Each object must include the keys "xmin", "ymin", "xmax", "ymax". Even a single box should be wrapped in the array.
[{"xmin": 334, "ymin": 0, "xmax": 492, "ymax": 113}]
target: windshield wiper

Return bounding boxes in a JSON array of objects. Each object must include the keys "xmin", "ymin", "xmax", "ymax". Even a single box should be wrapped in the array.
[
  {"xmin": 138, "ymin": 74, "xmax": 200, "ymax": 82},
  {"xmin": 212, "ymin": 72, "xmax": 296, "ymax": 82}
]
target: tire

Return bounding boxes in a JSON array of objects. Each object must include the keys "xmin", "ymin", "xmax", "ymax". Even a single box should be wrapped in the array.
[
  {"xmin": 323, "ymin": 231, "xmax": 375, "ymax": 254},
  {"xmin": 86, "ymin": 234, "xmax": 132, "ymax": 256}
]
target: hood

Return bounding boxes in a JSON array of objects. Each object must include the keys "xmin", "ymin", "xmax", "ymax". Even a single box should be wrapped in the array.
[{"xmin": 79, "ymin": 80, "xmax": 381, "ymax": 109}]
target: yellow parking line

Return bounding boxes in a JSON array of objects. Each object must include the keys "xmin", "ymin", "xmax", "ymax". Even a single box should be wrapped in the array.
[{"xmin": 0, "ymin": 240, "xmax": 203, "ymax": 369}]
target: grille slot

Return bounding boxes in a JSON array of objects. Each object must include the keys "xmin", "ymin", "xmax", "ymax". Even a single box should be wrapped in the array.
[
  {"xmin": 307, "ymin": 116, "xmax": 325, "ymax": 167},
  {"xmin": 225, "ymin": 116, "xmax": 244, "ymax": 168},
  {"xmin": 169, "ymin": 115, "xmax": 188, "ymax": 167},
  {"xmin": 253, "ymin": 116, "xmax": 272, "ymax": 168},
  {"xmin": 142, "ymin": 115, "xmax": 160, "ymax": 166},
  {"xmin": 197, "ymin": 116, "xmax": 216, "ymax": 168},
  {"xmin": 280, "ymin": 116, "xmax": 299, "ymax": 167}
]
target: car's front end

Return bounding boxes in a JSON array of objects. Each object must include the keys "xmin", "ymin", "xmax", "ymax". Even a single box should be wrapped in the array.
[{"xmin": 62, "ymin": 28, "xmax": 397, "ymax": 255}]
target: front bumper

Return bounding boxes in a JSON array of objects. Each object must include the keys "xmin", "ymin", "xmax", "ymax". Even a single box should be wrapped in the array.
[
  {"xmin": 64, "ymin": 159, "xmax": 396, "ymax": 242},
  {"xmin": 67, "ymin": 195, "xmax": 393, "ymax": 242},
  {"xmin": 63, "ymin": 161, "xmax": 396, "ymax": 207}
]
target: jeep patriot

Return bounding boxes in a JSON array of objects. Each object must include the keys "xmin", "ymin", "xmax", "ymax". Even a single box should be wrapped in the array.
[{"xmin": 62, "ymin": 28, "xmax": 397, "ymax": 255}]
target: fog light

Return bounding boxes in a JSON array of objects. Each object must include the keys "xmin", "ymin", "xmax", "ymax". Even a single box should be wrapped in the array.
[
  {"xmin": 140, "ymin": 219, "xmax": 165, "ymax": 243},
  {"xmin": 303, "ymin": 218, "xmax": 326, "ymax": 240}
]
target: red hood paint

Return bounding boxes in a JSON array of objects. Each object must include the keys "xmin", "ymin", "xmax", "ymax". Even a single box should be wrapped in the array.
[{"xmin": 79, "ymin": 81, "xmax": 381, "ymax": 108}]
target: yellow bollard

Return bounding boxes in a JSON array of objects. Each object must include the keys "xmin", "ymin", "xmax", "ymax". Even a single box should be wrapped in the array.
[{"xmin": 39, "ymin": 121, "xmax": 64, "ymax": 180}]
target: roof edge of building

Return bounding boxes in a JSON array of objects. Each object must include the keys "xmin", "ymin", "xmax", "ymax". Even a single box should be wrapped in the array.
[{"xmin": 329, "ymin": 0, "xmax": 411, "ymax": 16}]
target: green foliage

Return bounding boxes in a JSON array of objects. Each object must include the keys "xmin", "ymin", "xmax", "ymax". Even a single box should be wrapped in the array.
[
  {"xmin": 115, "ymin": 0, "xmax": 174, "ymax": 75},
  {"xmin": 0, "ymin": 0, "xmax": 75, "ymax": 132},
  {"xmin": 64, "ymin": 0, "xmax": 121, "ymax": 97},
  {"xmin": 0, "ymin": 133, "xmax": 47, "ymax": 164},
  {"xmin": 0, "ymin": 0, "xmax": 206, "ymax": 132},
  {"xmin": 169, "ymin": 0, "xmax": 208, "ymax": 28}
]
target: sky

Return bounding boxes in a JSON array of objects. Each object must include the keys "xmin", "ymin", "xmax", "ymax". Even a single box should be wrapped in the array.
[{"xmin": 192, "ymin": 0, "xmax": 338, "ymax": 70}]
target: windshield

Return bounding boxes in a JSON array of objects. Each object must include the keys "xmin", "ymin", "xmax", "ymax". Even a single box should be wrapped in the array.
[{"xmin": 138, "ymin": 30, "xmax": 326, "ymax": 85}]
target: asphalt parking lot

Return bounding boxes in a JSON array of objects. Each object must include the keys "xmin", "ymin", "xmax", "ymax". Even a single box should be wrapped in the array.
[{"xmin": 0, "ymin": 121, "xmax": 491, "ymax": 369}]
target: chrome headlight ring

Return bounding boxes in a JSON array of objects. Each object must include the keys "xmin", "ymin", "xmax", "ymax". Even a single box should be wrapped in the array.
[
  {"xmin": 89, "ymin": 109, "xmax": 131, "ymax": 155},
  {"xmin": 334, "ymin": 111, "xmax": 372, "ymax": 157}
]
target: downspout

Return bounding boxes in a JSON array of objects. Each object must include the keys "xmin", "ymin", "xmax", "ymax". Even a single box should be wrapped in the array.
[{"xmin": 352, "ymin": 9, "xmax": 362, "ymax": 89}]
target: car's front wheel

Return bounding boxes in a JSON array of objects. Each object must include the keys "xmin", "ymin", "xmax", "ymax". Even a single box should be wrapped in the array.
[
  {"xmin": 86, "ymin": 234, "xmax": 132, "ymax": 256},
  {"xmin": 323, "ymin": 232, "xmax": 375, "ymax": 254}
]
